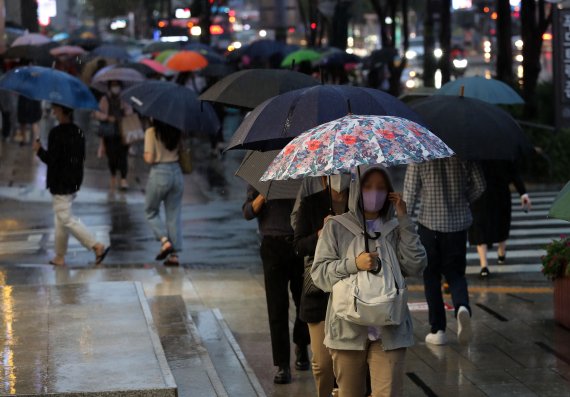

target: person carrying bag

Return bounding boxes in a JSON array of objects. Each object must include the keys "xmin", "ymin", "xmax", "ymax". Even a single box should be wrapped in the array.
[{"xmin": 311, "ymin": 165, "xmax": 426, "ymax": 397}]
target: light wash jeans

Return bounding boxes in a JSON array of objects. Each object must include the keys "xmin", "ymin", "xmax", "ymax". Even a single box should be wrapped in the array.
[
  {"xmin": 145, "ymin": 163, "xmax": 184, "ymax": 252},
  {"xmin": 52, "ymin": 194, "xmax": 97, "ymax": 257}
]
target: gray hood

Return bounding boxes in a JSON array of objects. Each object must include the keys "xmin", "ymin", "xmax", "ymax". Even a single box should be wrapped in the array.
[{"xmin": 348, "ymin": 165, "xmax": 396, "ymax": 228}]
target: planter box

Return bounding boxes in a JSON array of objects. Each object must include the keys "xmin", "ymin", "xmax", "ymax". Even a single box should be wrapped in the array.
[{"xmin": 554, "ymin": 276, "xmax": 570, "ymax": 329}]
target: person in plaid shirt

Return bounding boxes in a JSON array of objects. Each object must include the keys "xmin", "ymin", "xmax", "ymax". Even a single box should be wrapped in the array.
[{"xmin": 403, "ymin": 157, "xmax": 486, "ymax": 345}]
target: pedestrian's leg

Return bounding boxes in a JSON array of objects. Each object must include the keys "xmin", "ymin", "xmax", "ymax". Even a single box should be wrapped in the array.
[
  {"xmin": 52, "ymin": 196, "xmax": 69, "ymax": 264},
  {"xmin": 288, "ymin": 246, "xmax": 310, "ymax": 351},
  {"xmin": 330, "ymin": 348, "xmax": 367, "ymax": 397},
  {"xmin": 498, "ymin": 240, "xmax": 507, "ymax": 259},
  {"xmin": 119, "ymin": 145, "xmax": 129, "ymax": 186},
  {"xmin": 164, "ymin": 168, "xmax": 183, "ymax": 252},
  {"xmin": 260, "ymin": 237, "xmax": 291, "ymax": 368},
  {"xmin": 54, "ymin": 195, "xmax": 98, "ymax": 251},
  {"xmin": 308, "ymin": 322, "xmax": 335, "ymax": 397},
  {"xmin": 144, "ymin": 169, "xmax": 168, "ymax": 242},
  {"xmin": 418, "ymin": 225, "xmax": 446, "ymax": 333},
  {"xmin": 440, "ymin": 230, "xmax": 470, "ymax": 314},
  {"xmin": 367, "ymin": 342, "xmax": 406, "ymax": 397},
  {"xmin": 2, "ymin": 111, "xmax": 11, "ymax": 139},
  {"xmin": 476, "ymin": 244, "xmax": 488, "ymax": 269}
]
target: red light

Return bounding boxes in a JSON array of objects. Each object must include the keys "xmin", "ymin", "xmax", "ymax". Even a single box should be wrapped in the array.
[
  {"xmin": 158, "ymin": 20, "xmax": 168, "ymax": 28},
  {"xmin": 483, "ymin": 6, "xmax": 490, "ymax": 13},
  {"xmin": 210, "ymin": 25, "xmax": 224, "ymax": 35},
  {"xmin": 288, "ymin": 27, "xmax": 295, "ymax": 33},
  {"xmin": 310, "ymin": 22, "xmax": 317, "ymax": 30},
  {"xmin": 490, "ymin": 28, "xmax": 496, "ymax": 35},
  {"xmin": 513, "ymin": 11, "xmax": 520, "ymax": 18},
  {"xmin": 229, "ymin": 10, "xmax": 236, "ymax": 17},
  {"xmin": 491, "ymin": 12, "xmax": 498, "ymax": 20}
]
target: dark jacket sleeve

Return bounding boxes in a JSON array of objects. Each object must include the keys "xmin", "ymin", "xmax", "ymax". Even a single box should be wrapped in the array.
[
  {"xmin": 509, "ymin": 162, "xmax": 527, "ymax": 196},
  {"xmin": 242, "ymin": 185, "xmax": 260, "ymax": 221},
  {"xmin": 37, "ymin": 146, "xmax": 49, "ymax": 164},
  {"xmin": 36, "ymin": 126, "xmax": 59, "ymax": 164},
  {"xmin": 293, "ymin": 196, "xmax": 320, "ymax": 258}
]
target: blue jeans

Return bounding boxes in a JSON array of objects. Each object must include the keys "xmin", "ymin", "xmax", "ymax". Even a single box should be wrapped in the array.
[{"xmin": 145, "ymin": 163, "xmax": 184, "ymax": 252}]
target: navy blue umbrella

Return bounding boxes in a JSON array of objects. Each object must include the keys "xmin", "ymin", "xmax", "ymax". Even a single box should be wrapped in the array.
[
  {"xmin": 0, "ymin": 66, "xmax": 98, "ymax": 110},
  {"xmin": 226, "ymin": 85, "xmax": 425, "ymax": 151},
  {"xmin": 91, "ymin": 44, "xmax": 130, "ymax": 61},
  {"xmin": 121, "ymin": 81, "xmax": 220, "ymax": 136}
]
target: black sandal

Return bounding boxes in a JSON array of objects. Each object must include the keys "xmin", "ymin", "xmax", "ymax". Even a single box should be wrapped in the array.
[
  {"xmin": 95, "ymin": 246, "xmax": 111, "ymax": 265},
  {"xmin": 480, "ymin": 267, "xmax": 490, "ymax": 278},
  {"xmin": 156, "ymin": 240, "xmax": 174, "ymax": 261},
  {"xmin": 163, "ymin": 255, "xmax": 179, "ymax": 267}
]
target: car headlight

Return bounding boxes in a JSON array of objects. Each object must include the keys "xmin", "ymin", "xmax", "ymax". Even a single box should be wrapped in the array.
[
  {"xmin": 453, "ymin": 59, "xmax": 468, "ymax": 68},
  {"xmin": 434, "ymin": 48, "xmax": 443, "ymax": 58},
  {"xmin": 405, "ymin": 50, "xmax": 417, "ymax": 59}
]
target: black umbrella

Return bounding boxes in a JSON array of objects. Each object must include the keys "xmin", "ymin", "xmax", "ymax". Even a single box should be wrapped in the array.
[
  {"xmin": 121, "ymin": 81, "xmax": 220, "ymax": 136},
  {"xmin": 409, "ymin": 95, "xmax": 531, "ymax": 160},
  {"xmin": 123, "ymin": 62, "xmax": 161, "ymax": 77},
  {"xmin": 199, "ymin": 69, "xmax": 319, "ymax": 109},
  {"xmin": 201, "ymin": 63, "xmax": 236, "ymax": 78},
  {"xmin": 143, "ymin": 41, "xmax": 181, "ymax": 54},
  {"xmin": 4, "ymin": 42, "xmax": 57, "ymax": 66},
  {"xmin": 236, "ymin": 150, "xmax": 304, "ymax": 200},
  {"xmin": 226, "ymin": 85, "xmax": 425, "ymax": 151},
  {"xmin": 91, "ymin": 45, "xmax": 130, "ymax": 61}
]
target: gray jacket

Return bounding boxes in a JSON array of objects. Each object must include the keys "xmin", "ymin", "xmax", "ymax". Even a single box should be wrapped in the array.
[{"xmin": 311, "ymin": 166, "xmax": 427, "ymax": 351}]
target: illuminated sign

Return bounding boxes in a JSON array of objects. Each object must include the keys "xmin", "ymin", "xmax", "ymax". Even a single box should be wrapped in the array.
[
  {"xmin": 38, "ymin": 0, "xmax": 56, "ymax": 26},
  {"xmin": 452, "ymin": 0, "xmax": 472, "ymax": 9}
]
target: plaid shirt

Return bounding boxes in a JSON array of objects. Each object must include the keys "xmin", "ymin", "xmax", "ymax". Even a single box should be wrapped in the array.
[{"xmin": 403, "ymin": 157, "xmax": 486, "ymax": 233}]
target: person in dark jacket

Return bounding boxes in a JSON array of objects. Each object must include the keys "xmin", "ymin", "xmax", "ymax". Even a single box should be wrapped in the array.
[
  {"xmin": 469, "ymin": 160, "xmax": 532, "ymax": 277},
  {"xmin": 242, "ymin": 185, "xmax": 310, "ymax": 385},
  {"xmin": 33, "ymin": 104, "xmax": 109, "ymax": 266},
  {"xmin": 294, "ymin": 175, "xmax": 349, "ymax": 397}
]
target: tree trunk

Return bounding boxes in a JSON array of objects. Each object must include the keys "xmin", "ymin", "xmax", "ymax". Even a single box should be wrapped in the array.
[
  {"xmin": 308, "ymin": 0, "xmax": 319, "ymax": 47},
  {"xmin": 423, "ymin": 0, "xmax": 436, "ymax": 87},
  {"xmin": 369, "ymin": 0, "xmax": 389, "ymax": 47},
  {"xmin": 330, "ymin": 0, "xmax": 350, "ymax": 49},
  {"xmin": 521, "ymin": 0, "xmax": 552, "ymax": 117},
  {"xmin": 389, "ymin": 0, "xmax": 409, "ymax": 96},
  {"xmin": 439, "ymin": 0, "xmax": 451, "ymax": 84},
  {"xmin": 20, "ymin": 0, "xmax": 39, "ymax": 33},
  {"xmin": 199, "ymin": 0, "xmax": 212, "ymax": 44},
  {"xmin": 496, "ymin": 0, "xmax": 513, "ymax": 83}
]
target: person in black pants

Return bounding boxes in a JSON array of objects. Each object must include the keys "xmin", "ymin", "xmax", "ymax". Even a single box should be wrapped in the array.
[{"xmin": 243, "ymin": 185, "xmax": 310, "ymax": 385}]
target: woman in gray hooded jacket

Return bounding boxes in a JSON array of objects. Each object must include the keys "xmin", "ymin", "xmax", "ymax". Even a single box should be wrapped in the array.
[{"xmin": 311, "ymin": 166, "xmax": 427, "ymax": 397}]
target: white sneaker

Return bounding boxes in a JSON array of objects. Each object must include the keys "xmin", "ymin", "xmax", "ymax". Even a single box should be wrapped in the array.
[
  {"xmin": 425, "ymin": 330, "xmax": 447, "ymax": 345},
  {"xmin": 457, "ymin": 306, "xmax": 472, "ymax": 345}
]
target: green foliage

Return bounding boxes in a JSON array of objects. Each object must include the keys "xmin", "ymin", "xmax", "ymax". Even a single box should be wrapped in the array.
[
  {"xmin": 519, "ymin": 126, "xmax": 570, "ymax": 183},
  {"xmin": 541, "ymin": 236, "xmax": 570, "ymax": 279}
]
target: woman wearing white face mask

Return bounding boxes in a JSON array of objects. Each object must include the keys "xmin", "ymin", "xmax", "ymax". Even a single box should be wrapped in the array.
[
  {"xmin": 94, "ymin": 81, "xmax": 133, "ymax": 191},
  {"xmin": 311, "ymin": 166, "xmax": 426, "ymax": 397}
]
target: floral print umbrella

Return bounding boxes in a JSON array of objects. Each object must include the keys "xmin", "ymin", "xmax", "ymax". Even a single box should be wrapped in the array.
[{"xmin": 261, "ymin": 114, "xmax": 454, "ymax": 181}]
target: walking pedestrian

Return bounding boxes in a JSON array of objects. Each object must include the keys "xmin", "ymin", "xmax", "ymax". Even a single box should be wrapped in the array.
[
  {"xmin": 0, "ymin": 89, "xmax": 14, "ymax": 141},
  {"xmin": 403, "ymin": 157, "xmax": 486, "ymax": 345},
  {"xmin": 243, "ymin": 186, "xmax": 310, "ymax": 384},
  {"xmin": 94, "ymin": 81, "xmax": 132, "ymax": 191},
  {"xmin": 294, "ymin": 175, "xmax": 350, "ymax": 397},
  {"xmin": 312, "ymin": 166, "xmax": 426, "ymax": 397},
  {"xmin": 15, "ymin": 94, "xmax": 41, "ymax": 145},
  {"xmin": 469, "ymin": 160, "xmax": 531, "ymax": 278},
  {"xmin": 32, "ymin": 104, "xmax": 110, "ymax": 266},
  {"xmin": 143, "ymin": 119, "xmax": 184, "ymax": 266}
]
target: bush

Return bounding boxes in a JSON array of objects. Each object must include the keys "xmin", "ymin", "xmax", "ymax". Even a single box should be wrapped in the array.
[{"xmin": 519, "ymin": 126, "xmax": 570, "ymax": 183}]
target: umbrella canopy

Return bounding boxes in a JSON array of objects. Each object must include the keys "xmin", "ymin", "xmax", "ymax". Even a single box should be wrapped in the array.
[
  {"xmin": 12, "ymin": 33, "xmax": 51, "ymax": 47},
  {"xmin": 184, "ymin": 43, "xmax": 225, "ymax": 64},
  {"xmin": 236, "ymin": 150, "xmax": 303, "ymax": 200},
  {"xmin": 242, "ymin": 40, "xmax": 297, "ymax": 60},
  {"xmin": 139, "ymin": 58, "xmax": 170, "ymax": 75},
  {"xmin": 121, "ymin": 81, "xmax": 220, "ymax": 136},
  {"xmin": 436, "ymin": 76, "xmax": 524, "ymax": 105},
  {"xmin": 91, "ymin": 45, "xmax": 130, "ymax": 61},
  {"xmin": 319, "ymin": 51, "xmax": 361, "ymax": 67},
  {"xmin": 142, "ymin": 41, "xmax": 181, "ymax": 54},
  {"xmin": 199, "ymin": 69, "xmax": 319, "ymax": 109},
  {"xmin": 202, "ymin": 63, "xmax": 236, "ymax": 78},
  {"xmin": 227, "ymin": 85, "xmax": 426, "ymax": 151},
  {"xmin": 549, "ymin": 181, "xmax": 570, "ymax": 222},
  {"xmin": 261, "ymin": 115, "xmax": 454, "ymax": 181},
  {"xmin": 0, "ymin": 66, "xmax": 98, "ymax": 110},
  {"xmin": 50, "ymin": 45, "xmax": 86, "ymax": 57},
  {"xmin": 123, "ymin": 62, "xmax": 159, "ymax": 77},
  {"xmin": 281, "ymin": 49, "xmax": 322, "ymax": 68},
  {"xmin": 409, "ymin": 95, "xmax": 530, "ymax": 160},
  {"xmin": 3, "ymin": 42, "xmax": 56, "ymax": 65},
  {"xmin": 166, "ymin": 50, "xmax": 208, "ymax": 72},
  {"xmin": 79, "ymin": 56, "xmax": 117, "ymax": 85},
  {"xmin": 155, "ymin": 49, "xmax": 178, "ymax": 64},
  {"xmin": 91, "ymin": 66, "xmax": 146, "ymax": 92}
]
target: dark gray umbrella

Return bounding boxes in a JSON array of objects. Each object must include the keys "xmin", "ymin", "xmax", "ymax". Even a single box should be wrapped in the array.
[
  {"xmin": 409, "ymin": 95, "xmax": 532, "ymax": 160},
  {"xmin": 226, "ymin": 85, "xmax": 425, "ymax": 151},
  {"xmin": 199, "ymin": 69, "xmax": 319, "ymax": 109},
  {"xmin": 91, "ymin": 45, "xmax": 130, "ymax": 61},
  {"xmin": 236, "ymin": 150, "xmax": 303, "ymax": 200},
  {"xmin": 121, "ymin": 81, "xmax": 220, "ymax": 136}
]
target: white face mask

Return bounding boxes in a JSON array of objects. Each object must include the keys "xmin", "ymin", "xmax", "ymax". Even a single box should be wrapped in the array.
[{"xmin": 110, "ymin": 86, "xmax": 121, "ymax": 95}]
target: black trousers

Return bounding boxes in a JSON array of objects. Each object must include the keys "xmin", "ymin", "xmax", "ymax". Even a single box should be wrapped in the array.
[
  {"xmin": 260, "ymin": 235, "xmax": 310, "ymax": 367},
  {"xmin": 418, "ymin": 224, "xmax": 471, "ymax": 333},
  {"xmin": 104, "ymin": 136, "xmax": 128, "ymax": 178},
  {"xmin": 2, "ymin": 111, "xmax": 11, "ymax": 138}
]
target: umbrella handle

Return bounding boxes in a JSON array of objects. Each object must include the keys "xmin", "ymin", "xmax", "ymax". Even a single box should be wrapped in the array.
[
  {"xmin": 357, "ymin": 166, "xmax": 370, "ymax": 253},
  {"xmin": 328, "ymin": 175, "xmax": 334, "ymax": 215},
  {"xmin": 347, "ymin": 99, "xmax": 352, "ymax": 115}
]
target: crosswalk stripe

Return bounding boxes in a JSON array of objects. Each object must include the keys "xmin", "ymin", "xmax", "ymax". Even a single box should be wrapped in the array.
[
  {"xmin": 510, "ymin": 227, "xmax": 570, "ymax": 237},
  {"xmin": 466, "ymin": 249, "xmax": 544, "ymax": 260},
  {"xmin": 511, "ymin": 219, "xmax": 570, "ymax": 227},
  {"xmin": 465, "ymin": 264, "xmax": 542, "ymax": 275}
]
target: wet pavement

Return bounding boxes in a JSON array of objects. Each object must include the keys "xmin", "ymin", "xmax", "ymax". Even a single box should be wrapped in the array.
[{"xmin": 0, "ymin": 113, "xmax": 569, "ymax": 396}]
